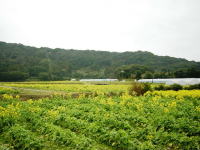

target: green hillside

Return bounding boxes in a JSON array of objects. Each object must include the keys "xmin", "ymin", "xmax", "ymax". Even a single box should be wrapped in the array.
[{"xmin": 0, "ymin": 41, "xmax": 200, "ymax": 81}]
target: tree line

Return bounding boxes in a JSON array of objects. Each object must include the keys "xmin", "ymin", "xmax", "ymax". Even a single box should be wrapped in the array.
[{"xmin": 0, "ymin": 41, "xmax": 200, "ymax": 81}]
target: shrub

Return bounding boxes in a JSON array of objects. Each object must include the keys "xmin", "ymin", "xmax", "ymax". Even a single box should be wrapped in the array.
[
  {"xmin": 185, "ymin": 84, "xmax": 200, "ymax": 90},
  {"xmin": 169, "ymin": 84, "xmax": 183, "ymax": 91},
  {"xmin": 154, "ymin": 84, "xmax": 165, "ymax": 91},
  {"xmin": 129, "ymin": 82, "xmax": 151, "ymax": 96}
]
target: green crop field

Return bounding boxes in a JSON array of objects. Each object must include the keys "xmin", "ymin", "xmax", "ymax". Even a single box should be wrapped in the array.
[{"xmin": 0, "ymin": 82, "xmax": 200, "ymax": 150}]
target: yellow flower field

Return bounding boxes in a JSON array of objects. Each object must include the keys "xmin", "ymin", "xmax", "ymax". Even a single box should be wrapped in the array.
[{"xmin": 0, "ymin": 82, "xmax": 199, "ymax": 149}]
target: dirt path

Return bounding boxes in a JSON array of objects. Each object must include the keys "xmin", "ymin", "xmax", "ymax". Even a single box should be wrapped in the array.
[
  {"xmin": 0, "ymin": 85, "xmax": 70, "ymax": 100},
  {"xmin": 0, "ymin": 85, "xmax": 60, "ymax": 94},
  {"xmin": 0, "ymin": 85, "xmax": 93, "ymax": 100}
]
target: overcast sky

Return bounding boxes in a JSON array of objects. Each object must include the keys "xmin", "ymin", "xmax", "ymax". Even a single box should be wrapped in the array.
[{"xmin": 0, "ymin": 0, "xmax": 200, "ymax": 61}]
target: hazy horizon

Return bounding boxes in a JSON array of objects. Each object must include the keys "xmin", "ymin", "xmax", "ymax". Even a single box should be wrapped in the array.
[{"xmin": 0, "ymin": 0, "xmax": 200, "ymax": 61}]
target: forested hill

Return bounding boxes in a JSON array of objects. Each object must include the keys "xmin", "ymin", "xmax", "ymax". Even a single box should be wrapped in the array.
[{"xmin": 0, "ymin": 41, "xmax": 200, "ymax": 81}]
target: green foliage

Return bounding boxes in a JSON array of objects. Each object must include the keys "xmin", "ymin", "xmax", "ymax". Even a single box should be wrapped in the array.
[
  {"xmin": 154, "ymin": 84, "xmax": 183, "ymax": 91},
  {"xmin": 129, "ymin": 82, "xmax": 151, "ymax": 96},
  {"xmin": 0, "ymin": 72, "xmax": 29, "ymax": 81},
  {"xmin": 155, "ymin": 83, "xmax": 200, "ymax": 91},
  {"xmin": 174, "ymin": 68, "xmax": 200, "ymax": 78},
  {"xmin": 38, "ymin": 72, "xmax": 50, "ymax": 81},
  {"xmin": 0, "ymin": 87, "xmax": 19, "ymax": 94},
  {"xmin": 185, "ymin": 84, "xmax": 200, "ymax": 90},
  {"xmin": 0, "ymin": 41, "xmax": 200, "ymax": 81},
  {"xmin": 116, "ymin": 64, "xmax": 152, "ymax": 79},
  {"xmin": 0, "ymin": 93, "xmax": 199, "ymax": 149},
  {"xmin": 4, "ymin": 125, "xmax": 43, "ymax": 150},
  {"xmin": 142, "ymin": 71, "xmax": 153, "ymax": 79},
  {"xmin": 154, "ymin": 84, "xmax": 165, "ymax": 91},
  {"xmin": 168, "ymin": 84, "xmax": 183, "ymax": 91}
]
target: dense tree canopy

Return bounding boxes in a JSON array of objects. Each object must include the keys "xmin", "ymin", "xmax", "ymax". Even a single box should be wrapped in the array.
[{"xmin": 0, "ymin": 41, "xmax": 200, "ymax": 81}]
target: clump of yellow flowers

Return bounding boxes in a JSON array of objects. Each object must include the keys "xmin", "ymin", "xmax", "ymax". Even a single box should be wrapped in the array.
[
  {"xmin": 145, "ymin": 90, "xmax": 200, "ymax": 99},
  {"xmin": 2, "ymin": 94, "xmax": 13, "ymax": 100}
]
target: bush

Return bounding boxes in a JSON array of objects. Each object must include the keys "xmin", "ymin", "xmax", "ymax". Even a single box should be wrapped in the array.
[
  {"xmin": 169, "ymin": 84, "xmax": 183, "ymax": 91},
  {"xmin": 154, "ymin": 84, "xmax": 165, "ymax": 91},
  {"xmin": 154, "ymin": 84, "xmax": 183, "ymax": 91},
  {"xmin": 129, "ymin": 82, "xmax": 151, "ymax": 96},
  {"xmin": 185, "ymin": 84, "xmax": 200, "ymax": 90}
]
